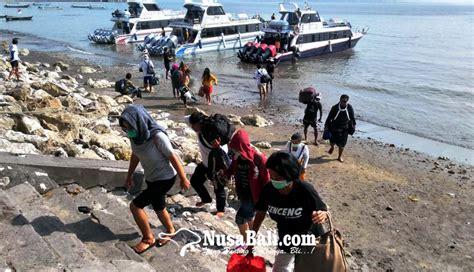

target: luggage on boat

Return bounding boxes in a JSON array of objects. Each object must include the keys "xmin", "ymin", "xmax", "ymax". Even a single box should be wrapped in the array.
[{"xmin": 299, "ymin": 87, "xmax": 318, "ymax": 104}]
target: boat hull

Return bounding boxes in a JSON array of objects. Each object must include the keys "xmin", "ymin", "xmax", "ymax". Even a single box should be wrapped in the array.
[
  {"xmin": 115, "ymin": 29, "xmax": 172, "ymax": 45},
  {"xmin": 175, "ymin": 34, "xmax": 260, "ymax": 57},
  {"xmin": 5, "ymin": 16, "xmax": 33, "ymax": 21},
  {"xmin": 268, "ymin": 36, "xmax": 363, "ymax": 63}
]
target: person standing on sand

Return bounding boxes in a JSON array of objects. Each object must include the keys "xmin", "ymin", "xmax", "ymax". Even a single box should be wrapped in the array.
[
  {"xmin": 7, "ymin": 38, "xmax": 20, "ymax": 81},
  {"xmin": 119, "ymin": 105, "xmax": 190, "ymax": 254},
  {"xmin": 163, "ymin": 47, "xmax": 172, "ymax": 80},
  {"xmin": 187, "ymin": 112, "xmax": 230, "ymax": 218},
  {"xmin": 254, "ymin": 64, "xmax": 269, "ymax": 100},
  {"xmin": 250, "ymin": 151, "xmax": 329, "ymax": 271},
  {"xmin": 224, "ymin": 129, "xmax": 270, "ymax": 243},
  {"xmin": 303, "ymin": 93, "xmax": 323, "ymax": 145},
  {"xmin": 266, "ymin": 60, "xmax": 275, "ymax": 92},
  {"xmin": 139, "ymin": 54, "xmax": 155, "ymax": 93},
  {"xmin": 324, "ymin": 94, "xmax": 356, "ymax": 162},
  {"xmin": 285, "ymin": 132, "xmax": 309, "ymax": 181},
  {"xmin": 171, "ymin": 63, "xmax": 181, "ymax": 98},
  {"xmin": 201, "ymin": 67, "xmax": 218, "ymax": 106}
]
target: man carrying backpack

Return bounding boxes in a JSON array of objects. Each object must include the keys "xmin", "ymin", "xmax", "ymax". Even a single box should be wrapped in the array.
[
  {"xmin": 139, "ymin": 54, "xmax": 155, "ymax": 93},
  {"xmin": 186, "ymin": 112, "xmax": 230, "ymax": 218},
  {"xmin": 303, "ymin": 93, "xmax": 323, "ymax": 145},
  {"xmin": 324, "ymin": 94, "xmax": 356, "ymax": 162},
  {"xmin": 254, "ymin": 64, "xmax": 270, "ymax": 100},
  {"xmin": 115, "ymin": 73, "xmax": 142, "ymax": 99}
]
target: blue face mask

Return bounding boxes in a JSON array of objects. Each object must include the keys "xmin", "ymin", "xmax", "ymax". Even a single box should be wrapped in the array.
[
  {"xmin": 271, "ymin": 179, "xmax": 289, "ymax": 190},
  {"xmin": 126, "ymin": 130, "xmax": 138, "ymax": 139}
]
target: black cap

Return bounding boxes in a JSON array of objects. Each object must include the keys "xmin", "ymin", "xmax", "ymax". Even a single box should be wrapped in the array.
[{"xmin": 291, "ymin": 132, "xmax": 302, "ymax": 141}]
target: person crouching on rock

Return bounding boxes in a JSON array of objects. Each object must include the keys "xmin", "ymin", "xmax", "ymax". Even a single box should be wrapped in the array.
[
  {"xmin": 123, "ymin": 73, "xmax": 142, "ymax": 99},
  {"xmin": 250, "ymin": 151, "xmax": 329, "ymax": 271},
  {"xmin": 324, "ymin": 94, "xmax": 356, "ymax": 162},
  {"xmin": 119, "ymin": 105, "xmax": 191, "ymax": 254},
  {"xmin": 224, "ymin": 129, "xmax": 269, "ymax": 243}
]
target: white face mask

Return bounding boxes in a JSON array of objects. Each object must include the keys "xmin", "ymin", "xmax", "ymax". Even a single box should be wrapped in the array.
[{"xmin": 291, "ymin": 143, "xmax": 301, "ymax": 152}]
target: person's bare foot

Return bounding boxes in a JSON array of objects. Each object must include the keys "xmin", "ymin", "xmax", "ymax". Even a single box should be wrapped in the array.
[
  {"xmin": 212, "ymin": 211, "xmax": 225, "ymax": 218},
  {"xmin": 328, "ymin": 147, "xmax": 334, "ymax": 154},
  {"xmin": 338, "ymin": 157, "xmax": 344, "ymax": 163},
  {"xmin": 158, "ymin": 228, "xmax": 175, "ymax": 247}
]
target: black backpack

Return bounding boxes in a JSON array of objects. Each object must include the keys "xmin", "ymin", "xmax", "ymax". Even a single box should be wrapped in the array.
[
  {"xmin": 201, "ymin": 114, "xmax": 236, "ymax": 145},
  {"xmin": 115, "ymin": 79, "xmax": 126, "ymax": 94}
]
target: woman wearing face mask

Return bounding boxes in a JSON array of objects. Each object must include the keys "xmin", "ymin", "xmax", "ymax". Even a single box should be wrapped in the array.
[
  {"xmin": 284, "ymin": 132, "xmax": 309, "ymax": 181},
  {"xmin": 251, "ymin": 151, "xmax": 328, "ymax": 272},
  {"xmin": 119, "ymin": 105, "xmax": 191, "ymax": 254},
  {"xmin": 226, "ymin": 129, "xmax": 270, "ymax": 242}
]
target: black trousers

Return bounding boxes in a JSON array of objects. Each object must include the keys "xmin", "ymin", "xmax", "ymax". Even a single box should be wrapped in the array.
[{"xmin": 190, "ymin": 163, "xmax": 226, "ymax": 212}]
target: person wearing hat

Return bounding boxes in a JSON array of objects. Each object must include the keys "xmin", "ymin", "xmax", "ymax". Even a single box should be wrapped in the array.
[
  {"xmin": 7, "ymin": 38, "xmax": 20, "ymax": 81},
  {"xmin": 171, "ymin": 63, "xmax": 182, "ymax": 98},
  {"xmin": 303, "ymin": 93, "xmax": 323, "ymax": 145},
  {"xmin": 285, "ymin": 132, "xmax": 309, "ymax": 181}
]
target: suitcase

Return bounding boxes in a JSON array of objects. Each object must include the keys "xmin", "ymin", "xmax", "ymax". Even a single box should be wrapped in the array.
[{"xmin": 299, "ymin": 87, "xmax": 317, "ymax": 104}]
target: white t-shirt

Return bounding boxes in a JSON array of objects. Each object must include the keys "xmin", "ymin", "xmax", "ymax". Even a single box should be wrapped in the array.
[
  {"xmin": 285, "ymin": 141, "xmax": 309, "ymax": 169},
  {"xmin": 254, "ymin": 68, "xmax": 268, "ymax": 85},
  {"xmin": 9, "ymin": 44, "xmax": 19, "ymax": 61}
]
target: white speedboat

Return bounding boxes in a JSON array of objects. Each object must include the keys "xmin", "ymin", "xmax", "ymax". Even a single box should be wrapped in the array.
[
  {"xmin": 167, "ymin": 0, "xmax": 264, "ymax": 57},
  {"xmin": 88, "ymin": 0, "xmax": 184, "ymax": 45},
  {"xmin": 238, "ymin": 2, "xmax": 367, "ymax": 63}
]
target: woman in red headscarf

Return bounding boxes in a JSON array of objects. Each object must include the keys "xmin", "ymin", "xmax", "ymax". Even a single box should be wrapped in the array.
[{"xmin": 226, "ymin": 129, "xmax": 270, "ymax": 242}]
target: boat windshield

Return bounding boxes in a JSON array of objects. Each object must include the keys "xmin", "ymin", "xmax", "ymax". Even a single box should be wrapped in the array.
[
  {"xmin": 128, "ymin": 3, "xmax": 142, "ymax": 18},
  {"xmin": 112, "ymin": 21, "xmax": 133, "ymax": 34},
  {"xmin": 184, "ymin": 5, "xmax": 204, "ymax": 24},
  {"xmin": 280, "ymin": 12, "xmax": 299, "ymax": 26},
  {"xmin": 171, "ymin": 28, "xmax": 198, "ymax": 44}
]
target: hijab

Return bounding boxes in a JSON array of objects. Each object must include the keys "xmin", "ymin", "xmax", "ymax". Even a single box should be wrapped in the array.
[{"xmin": 119, "ymin": 105, "xmax": 167, "ymax": 145}]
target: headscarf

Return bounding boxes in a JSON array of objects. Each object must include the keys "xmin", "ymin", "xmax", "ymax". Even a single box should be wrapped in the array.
[
  {"xmin": 228, "ymin": 129, "xmax": 255, "ymax": 162},
  {"xmin": 119, "ymin": 105, "xmax": 167, "ymax": 145}
]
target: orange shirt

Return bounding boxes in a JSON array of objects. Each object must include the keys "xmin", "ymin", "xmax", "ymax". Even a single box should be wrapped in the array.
[{"xmin": 202, "ymin": 74, "xmax": 218, "ymax": 87}]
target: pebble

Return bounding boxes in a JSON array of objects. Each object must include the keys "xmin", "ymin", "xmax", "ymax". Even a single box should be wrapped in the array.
[{"xmin": 385, "ymin": 206, "xmax": 394, "ymax": 211}]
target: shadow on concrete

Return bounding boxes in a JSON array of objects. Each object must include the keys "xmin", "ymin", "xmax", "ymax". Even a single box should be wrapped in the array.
[{"xmin": 308, "ymin": 155, "xmax": 336, "ymax": 165}]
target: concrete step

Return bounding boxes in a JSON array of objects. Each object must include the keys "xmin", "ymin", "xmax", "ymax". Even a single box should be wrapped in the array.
[
  {"xmin": 0, "ymin": 189, "xmax": 62, "ymax": 271},
  {"xmin": 42, "ymin": 186, "xmax": 135, "ymax": 263},
  {"xmin": 5, "ymin": 183, "xmax": 117, "ymax": 271}
]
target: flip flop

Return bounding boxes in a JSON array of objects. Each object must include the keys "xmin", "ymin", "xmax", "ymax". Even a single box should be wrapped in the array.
[
  {"xmin": 131, "ymin": 239, "xmax": 156, "ymax": 254},
  {"xmin": 156, "ymin": 237, "xmax": 172, "ymax": 248}
]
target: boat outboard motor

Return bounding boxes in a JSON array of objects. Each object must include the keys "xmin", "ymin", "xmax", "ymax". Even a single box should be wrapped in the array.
[
  {"xmin": 259, "ymin": 45, "xmax": 277, "ymax": 63},
  {"xmin": 138, "ymin": 34, "xmax": 155, "ymax": 51},
  {"xmin": 237, "ymin": 42, "xmax": 255, "ymax": 60},
  {"xmin": 244, "ymin": 43, "xmax": 260, "ymax": 62},
  {"xmin": 251, "ymin": 43, "xmax": 268, "ymax": 63}
]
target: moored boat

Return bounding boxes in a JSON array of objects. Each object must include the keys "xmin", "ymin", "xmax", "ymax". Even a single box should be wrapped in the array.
[
  {"xmin": 88, "ymin": 0, "xmax": 184, "ymax": 45},
  {"xmin": 238, "ymin": 2, "xmax": 367, "ymax": 64},
  {"xmin": 4, "ymin": 4, "xmax": 31, "ymax": 8},
  {"xmin": 169, "ymin": 0, "xmax": 264, "ymax": 57},
  {"xmin": 5, "ymin": 15, "xmax": 33, "ymax": 21}
]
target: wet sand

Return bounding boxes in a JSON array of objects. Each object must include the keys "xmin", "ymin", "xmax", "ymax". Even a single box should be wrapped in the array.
[{"xmin": 14, "ymin": 49, "xmax": 474, "ymax": 270}]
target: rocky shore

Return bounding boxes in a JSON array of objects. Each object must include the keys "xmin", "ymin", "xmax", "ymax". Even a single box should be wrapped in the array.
[{"xmin": 0, "ymin": 44, "xmax": 473, "ymax": 271}]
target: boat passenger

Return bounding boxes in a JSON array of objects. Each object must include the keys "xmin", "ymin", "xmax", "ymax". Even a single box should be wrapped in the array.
[
  {"xmin": 285, "ymin": 132, "xmax": 309, "ymax": 181},
  {"xmin": 119, "ymin": 105, "xmax": 190, "ymax": 254},
  {"xmin": 303, "ymin": 93, "xmax": 323, "ymax": 145},
  {"xmin": 139, "ymin": 54, "xmax": 155, "ymax": 93},
  {"xmin": 201, "ymin": 68, "xmax": 218, "ymax": 106}
]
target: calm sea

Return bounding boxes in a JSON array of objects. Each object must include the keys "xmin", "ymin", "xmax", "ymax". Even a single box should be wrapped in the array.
[{"xmin": 1, "ymin": 1, "xmax": 473, "ymax": 161}]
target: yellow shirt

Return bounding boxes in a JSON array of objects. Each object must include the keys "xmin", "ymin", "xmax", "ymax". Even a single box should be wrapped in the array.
[{"xmin": 202, "ymin": 74, "xmax": 218, "ymax": 87}]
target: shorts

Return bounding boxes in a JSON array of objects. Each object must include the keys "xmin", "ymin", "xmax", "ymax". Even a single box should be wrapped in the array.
[
  {"xmin": 143, "ymin": 76, "xmax": 153, "ymax": 85},
  {"xmin": 235, "ymin": 197, "xmax": 255, "ymax": 225},
  {"xmin": 10, "ymin": 60, "xmax": 18, "ymax": 68},
  {"xmin": 330, "ymin": 127, "xmax": 349, "ymax": 148},
  {"xmin": 132, "ymin": 176, "xmax": 176, "ymax": 211},
  {"xmin": 303, "ymin": 119, "xmax": 316, "ymax": 128}
]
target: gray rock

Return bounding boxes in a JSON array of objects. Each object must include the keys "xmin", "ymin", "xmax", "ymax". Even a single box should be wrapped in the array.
[
  {"xmin": 241, "ymin": 114, "xmax": 273, "ymax": 127},
  {"xmin": 0, "ymin": 139, "xmax": 40, "ymax": 155},
  {"xmin": 41, "ymin": 81, "xmax": 71, "ymax": 97},
  {"xmin": 0, "ymin": 166, "xmax": 58, "ymax": 192},
  {"xmin": 53, "ymin": 61, "xmax": 69, "ymax": 71},
  {"xmin": 255, "ymin": 141, "xmax": 272, "ymax": 149},
  {"xmin": 14, "ymin": 115, "xmax": 43, "ymax": 135},
  {"xmin": 18, "ymin": 48, "xmax": 30, "ymax": 56},
  {"xmin": 78, "ymin": 66, "xmax": 97, "ymax": 74},
  {"xmin": 91, "ymin": 145, "xmax": 116, "ymax": 161},
  {"xmin": 111, "ymin": 260, "xmax": 155, "ymax": 272}
]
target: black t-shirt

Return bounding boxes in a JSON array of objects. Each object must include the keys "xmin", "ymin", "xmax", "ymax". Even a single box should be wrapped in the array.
[
  {"xmin": 304, "ymin": 100, "xmax": 322, "ymax": 121},
  {"xmin": 235, "ymin": 157, "xmax": 251, "ymax": 198},
  {"xmin": 255, "ymin": 181, "xmax": 327, "ymax": 252},
  {"xmin": 163, "ymin": 52, "xmax": 171, "ymax": 65}
]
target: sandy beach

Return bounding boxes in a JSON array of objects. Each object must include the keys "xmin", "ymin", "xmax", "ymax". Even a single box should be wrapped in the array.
[{"xmin": 1, "ymin": 45, "xmax": 473, "ymax": 271}]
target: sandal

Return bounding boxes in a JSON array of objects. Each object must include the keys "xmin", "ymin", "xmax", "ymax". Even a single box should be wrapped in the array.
[{"xmin": 131, "ymin": 238, "xmax": 156, "ymax": 254}]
